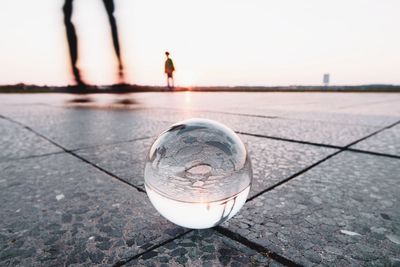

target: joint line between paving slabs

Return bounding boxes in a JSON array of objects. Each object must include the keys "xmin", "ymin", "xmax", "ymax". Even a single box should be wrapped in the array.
[
  {"xmin": 247, "ymin": 149, "xmax": 342, "ymax": 202},
  {"xmin": 238, "ymin": 118, "xmax": 400, "ymax": 160},
  {"xmin": 216, "ymin": 119, "xmax": 400, "ymax": 266},
  {"xmin": 148, "ymin": 107, "xmax": 399, "ymax": 128},
  {"xmin": 1, "ymin": 114, "xmax": 193, "ymax": 266},
  {"xmin": 215, "ymin": 226, "xmax": 302, "ymax": 267},
  {"xmin": 2, "ymin": 114, "xmax": 399, "ymax": 267},
  {"xmin": 147, "ymin": 107, "xmax": 280, "ymax": 120},
  {"xmin": 344, "ymin": 119, "xmax": 400, "ymax": 147},
  {"xmin": 0, "ymin": 115, "xmax": 145, "ymax": 193},
  {"xmin": 346, "ymin": 148, "xmax": 400, "ymax": 159},
  {"xmin": 1, "ymin": 151, "xmax": 67, "ymax": 163},
  {"xmin": 246, "ymin": 119, "xmax": 400, "ymax": 202},
  {"xmin": 236, "ymin": 131, "xmax": 342, "ymax": 150},
  {"xmin": 113, "ymin": 230, "xmax": 193, "ymax": 267},
  {"xmin": 70, "ymin": 136, "xmax": 154, "ymax": 153},
  {"xmin": 66, "ymin": 151, "xmax": 146, "ymax": 193}
]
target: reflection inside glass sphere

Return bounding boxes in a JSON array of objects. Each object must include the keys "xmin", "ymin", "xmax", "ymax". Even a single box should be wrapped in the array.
[{"xmin": 144, "ymin": 118, "xmax": 252, "ymax": 229}]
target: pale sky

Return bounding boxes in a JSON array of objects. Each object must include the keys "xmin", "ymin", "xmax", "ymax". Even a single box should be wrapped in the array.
[{"xmin": 0, "ymin": 0, "xmax": 399, "ymax": 86}]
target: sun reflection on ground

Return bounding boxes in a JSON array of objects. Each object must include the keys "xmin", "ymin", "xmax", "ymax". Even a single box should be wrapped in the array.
[{"xmin": 185, "ymin": 91, "xmax": 192, "ymax": 104}]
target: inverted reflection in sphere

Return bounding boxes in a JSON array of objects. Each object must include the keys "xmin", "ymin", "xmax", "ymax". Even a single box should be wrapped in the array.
[{"xmin": 144, "ymin": 118, "xmax": 252, "ymax": 229}]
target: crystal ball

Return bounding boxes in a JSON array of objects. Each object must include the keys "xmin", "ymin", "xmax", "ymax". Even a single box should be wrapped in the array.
[{"xmin": 144, "ymin": 118, "xmax": 252, "ymax": 229}]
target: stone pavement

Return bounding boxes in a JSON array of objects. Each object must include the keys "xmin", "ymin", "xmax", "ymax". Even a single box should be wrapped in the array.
[{"xmin": 0, "ymin": 92, "xmax": 399, "ymax": 266}]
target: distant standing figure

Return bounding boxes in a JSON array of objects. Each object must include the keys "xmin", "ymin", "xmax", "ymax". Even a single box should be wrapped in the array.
[{"xmin": 164, "ymin": 52, "xmax": 175, "ymax": 90}]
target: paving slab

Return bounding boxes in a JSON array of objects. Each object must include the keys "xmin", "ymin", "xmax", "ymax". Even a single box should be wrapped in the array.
[
  {"xmin": 134, "ymin": 106, "xmax": 400, "ymax": 128},
  {"xmin": 130, "ymin": 108, "xmax": 382, "ymax": 147},
  {"xmin": 242, "ymin": 135, "xmax": 337, "ymax": 198},
  {"xmin": 222, "ymin": 152, "xmax": 400, "ymax": 266},
  {"xmin": 200, "ymin": 114, "xmax": 380, "ymax": 147},
  {"xmin": 1, "ymin": 92, "xmax": 399, "ymax": 266},
  {"xmin": 352, "ymin": 123, "xmax": 400, "ymax": 156},
  {"xmin": 74, "ymin": 134, "xmax": 337, "ymax": 198},
  {"xmin": 127, "ymin": 92, "xmax": 400, "ymax": 117},
  {"xmin": 0, "ymin": 153, "xmax": 186, "ymax": 266},
  {"xmin": 0, "ymin": 105, "xmax": 171, "ymax": 150},
  {"xmin": 75, "ymin": 137, "xmax": 154, "ymax": 188},
  {"xmin": 0, "ymin": 118, "xmax": 61, "ymax": 162},
  {"xmin": 1, "ymin": 92, "xmax": 400, "ymax": 117},
  {"xmin": 125, "ymin": 229, "xmax": 282, "ymax": 267},
  {"xmin": 0, "ymin": 103, "xmax": 386, "ymax": 148},
  {"xmin": 279, "ymin": 111, "xmax": 399, "ymax": 128}
]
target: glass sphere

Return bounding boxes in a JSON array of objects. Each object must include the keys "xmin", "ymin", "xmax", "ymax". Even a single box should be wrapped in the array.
[{"xmin": 144, "ymin": 118, "xmax": 252, "ymax": 229}]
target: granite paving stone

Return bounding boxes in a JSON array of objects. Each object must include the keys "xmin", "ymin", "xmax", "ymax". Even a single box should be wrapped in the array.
[
  {"xmin": 1, "ymin": 92, "xmax": 399, "ymax": 266},
  {"xmin": 352, "ymin": 123, "xmax": 400, "ymax": 156},
  {"xmin": 242, "ymin": 135, "xmax": 337, "ymax": 198},
  {"xmin": 75, "ymin": 137, "xmax": 155, "ymax": 189},
  {"xmin": 279, "ymin": 111, "xmax": 399, "ymax": 128},
  {"xmin": 1, "ymin": 92, "xmax": 400, "ymax": 118},
  {"xmin": 0, "ymin": 105, "xmax": 171, "ymax": 150},
  {"xmin": 135, "ymin": 106, "xmax": 400, "ymax": 128},
  {"xmin": 130, "ymin": 108, "xmax": 383, "ymax": 147},
  {"xmin": 0, "ymin": 104, "xmax": 386, "ymax": 149},
  {"xmin": 125, "ymin": 229, "xmax": 283, "ymax": 267},
  {"xmin": 0, "ymin": 153, "xmax": 186, "ymax": 266},
  {"xmin": 74, "ymin": 134, "xmax": 337, "ymax": 198},
  {"xmin": 126, "ymin": 92, "xmax": 400, "ymax": 118},
  {"xmin": 222, "ymin": 151, "xmax": 400, "ymax": 266},
  {"xmin": 0, "ymin": 118, "xmax": 61, "ymax": 162},
  {"xmin": 197, "ymin": 115, "xmax": 381, "ymax": 148}
]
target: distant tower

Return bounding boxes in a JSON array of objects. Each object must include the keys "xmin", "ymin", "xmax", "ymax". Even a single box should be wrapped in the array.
[{"xmin": 323, "ymin": 73, "xmax": 330, "ymax": 87}]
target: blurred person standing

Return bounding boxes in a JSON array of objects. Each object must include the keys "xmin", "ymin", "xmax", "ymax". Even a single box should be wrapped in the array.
[{"xmin": 164, "ymin": 51, "xmax": 175, "ymax": 90}]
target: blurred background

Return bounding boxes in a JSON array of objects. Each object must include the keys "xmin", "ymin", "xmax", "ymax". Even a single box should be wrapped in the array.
[{"xmin": 0, "ymin": 0, "xmax": 399, "ymax": 87}]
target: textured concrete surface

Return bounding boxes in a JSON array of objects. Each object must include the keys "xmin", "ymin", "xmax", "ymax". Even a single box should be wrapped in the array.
[
  {"xmin": 109, "ymin": 108, "xmax": 383, "ymax": 147},
  {"xmin": 125, "ymin": 230, "xmax": 283, "ymax": 267},
  {"xmin": 223, "ymin": 152, "xmax": 400, "ymax": 266},
  {"xmin": 0, "ymin": 92, "xmax": 399, "ymax": 266},
  {"xmin": 74, "ymin": 135, "xmax": 336, "ymax": 198},
  {"xmin": 75, "ymin": 138, "xmax": 154, "ymax": 190},
  {"xmin": 0, "ymin": 105, "xmax": 171, "ymax": 150},
  {"xmin": 352, "ymin": 124, "xmax": 400, "ymax": 156},
  {"xmin": 0, "ymin": 154, "xmax": 186, "ymax": 266},
  {"xmin": 0, "ymin": 118, "xmax": 62, "ymax": 162}
]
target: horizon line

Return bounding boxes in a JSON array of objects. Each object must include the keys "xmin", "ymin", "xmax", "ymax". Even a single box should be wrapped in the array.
[{"xmin": 1, "ymin": 83, "xmax": 400, "ymax": 88}]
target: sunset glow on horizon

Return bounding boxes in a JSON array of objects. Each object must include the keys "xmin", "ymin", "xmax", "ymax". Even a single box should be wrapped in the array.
[{"xmin": 0, "ymin": 0, "xmax": 399, "ymax": 87}]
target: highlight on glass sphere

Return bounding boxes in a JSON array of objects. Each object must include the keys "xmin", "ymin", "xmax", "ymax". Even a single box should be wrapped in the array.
[{"xmin": 144, "ymin": 118, "xmax": 252, "ymax": 229}]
